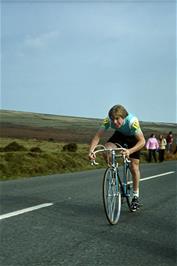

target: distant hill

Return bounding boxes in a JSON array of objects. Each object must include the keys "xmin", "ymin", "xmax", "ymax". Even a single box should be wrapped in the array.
[{"xmin": 0, "ymin": 110, "xmax": 177, "ymax": 143}]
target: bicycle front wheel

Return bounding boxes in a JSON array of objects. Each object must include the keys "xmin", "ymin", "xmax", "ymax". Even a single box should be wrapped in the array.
[{"xmin": 102, "ymin": 167, "xmax": 121, "ymax": 225}]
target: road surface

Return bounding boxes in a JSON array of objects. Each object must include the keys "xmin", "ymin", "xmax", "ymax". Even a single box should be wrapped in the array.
[{"xmin": 0, "ymin": 161, "xmax": 176, "ymax": 266}]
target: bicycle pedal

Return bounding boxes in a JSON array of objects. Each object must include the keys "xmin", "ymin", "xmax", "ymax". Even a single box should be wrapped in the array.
[{"xmin": 130, "ymin": 204, "xmax": 142, "ymax": 212}]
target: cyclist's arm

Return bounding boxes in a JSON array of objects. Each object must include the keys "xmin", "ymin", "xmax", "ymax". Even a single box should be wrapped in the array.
[
  {"xmin": 89, "ymin": 128, "xmax": 105, "ymax": 159},
  {"xmin": 128, "ymin": 132, "xmax": 145, "ymax": 155}
]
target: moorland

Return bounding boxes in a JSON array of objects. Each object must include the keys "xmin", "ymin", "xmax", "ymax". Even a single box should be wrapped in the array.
[{"xmin": 0, "ymin": 110, "xmax": 177, "ymax": 180}]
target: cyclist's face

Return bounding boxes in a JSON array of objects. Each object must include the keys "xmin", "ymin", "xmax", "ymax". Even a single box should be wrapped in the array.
[{"xmin": 112, "ymin": 116, "xmax": 124, "ymax": 128}]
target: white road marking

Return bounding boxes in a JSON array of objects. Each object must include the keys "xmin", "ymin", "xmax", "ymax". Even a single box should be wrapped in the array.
[
  {"xmin": 0, "ymin": 171, "xmax": 175, "ymax": 221},
  {"xmin": 140, "ymin": 171, "xmax": 175, "ymax": 182},
  {"xmin": 0, "ymin": 203, "xmax": 53, "ymax": 221}
]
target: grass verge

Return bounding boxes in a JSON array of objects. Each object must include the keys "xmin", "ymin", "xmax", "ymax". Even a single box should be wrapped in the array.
[{"xmin": 0, "ymin": 138, "xmax": 176, "ymax": 180}]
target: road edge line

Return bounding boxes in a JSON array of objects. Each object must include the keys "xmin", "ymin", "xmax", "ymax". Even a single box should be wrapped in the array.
[{"xmin": 0, "ymin": 203, "xmax": 54, "ymax": 220}]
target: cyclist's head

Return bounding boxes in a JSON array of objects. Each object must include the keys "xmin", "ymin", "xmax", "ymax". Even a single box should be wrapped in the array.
[{"xmin": 108, "ymin": 105, "xmax": 128, "ymax": 120}]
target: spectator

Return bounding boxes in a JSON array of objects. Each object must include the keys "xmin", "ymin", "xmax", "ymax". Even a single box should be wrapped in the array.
[
  {"xmin": 146, "ymin": 134, "xmax": 159, "ymax": 162},
  {"xmin": 173, "ymin": 137, "xmax": 177, "ymax": 154},
  {"xmin": 158, "ymin": 135, "xmax": 167, "ymax": 162},
  {"xmin": 166, "ymin": 131, "xmax": 173, "ymax": 153}
]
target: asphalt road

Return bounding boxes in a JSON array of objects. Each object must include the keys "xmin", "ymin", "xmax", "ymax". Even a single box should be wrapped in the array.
[{"xmin": 0, "ymin": 161, "xmax": 176, "ymax": 266}]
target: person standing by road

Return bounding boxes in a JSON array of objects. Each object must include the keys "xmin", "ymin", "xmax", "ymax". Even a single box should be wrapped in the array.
[
  {"xmin": 166, "ymin": 131, "xmax": 173, "ymax": 153},
  {"xmin": 146, "ymin": 134, "xmax": 159, "ymax": 162},
  {"xmin": 158, "ymin": 135, "xmax": 167, "ymax": 162},
  {"xmin": 173, "ymin": 137, "xmax": 177, "ymax": 154}
]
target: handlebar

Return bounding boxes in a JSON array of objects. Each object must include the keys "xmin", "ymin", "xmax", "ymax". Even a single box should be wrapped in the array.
[{"xmin": 90, "ymin": 144, "xmax": 131, "ymax": 166}]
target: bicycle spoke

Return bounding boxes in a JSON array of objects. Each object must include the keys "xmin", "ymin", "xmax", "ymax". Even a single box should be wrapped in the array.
[{"xmin": 103, "ymin": 168, "xmax": 121, "ymax": 225}]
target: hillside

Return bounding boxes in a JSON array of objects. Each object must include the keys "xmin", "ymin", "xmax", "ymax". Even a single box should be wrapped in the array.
[
  {"xmin": 0, "ymin": 109, "xmax": 176, "ymax": 180},
  {"xmin": 0, "ymin": 109, "xmax": 177, "ymax": 143}
]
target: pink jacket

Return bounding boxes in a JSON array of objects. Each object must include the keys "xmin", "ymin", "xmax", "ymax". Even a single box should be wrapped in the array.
[{"xmin": 146, "ymin": 137, "xmax": 159, "ymax": 150}]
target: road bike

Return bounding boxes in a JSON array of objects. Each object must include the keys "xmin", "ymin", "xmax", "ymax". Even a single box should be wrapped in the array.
[{"xmin": 91, "ymin": 144, "xmax": 134, "ymax": 225}]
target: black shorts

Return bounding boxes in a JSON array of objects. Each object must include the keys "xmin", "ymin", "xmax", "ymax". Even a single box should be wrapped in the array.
[{"xmin": 107, "ymin": 131, "xmax": 140, "ymax": 159}]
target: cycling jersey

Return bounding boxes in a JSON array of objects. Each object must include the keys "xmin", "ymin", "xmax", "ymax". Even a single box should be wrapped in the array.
[{"xmin": 100, "ymin": 113, "xmax": 142, "ymax": 136}]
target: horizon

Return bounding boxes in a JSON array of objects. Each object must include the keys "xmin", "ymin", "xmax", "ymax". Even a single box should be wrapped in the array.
[{"xmin": 1, "ymin": 108, "xmax": 177, "ymax": 125}]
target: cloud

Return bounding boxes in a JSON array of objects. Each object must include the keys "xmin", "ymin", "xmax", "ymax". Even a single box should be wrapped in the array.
[{"xmin": 23, "ymin": 30, "xmax": 60, "ymax": 49}]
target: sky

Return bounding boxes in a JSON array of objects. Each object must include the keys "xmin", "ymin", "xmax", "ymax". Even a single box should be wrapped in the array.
[{"xmin": 1, "ymin": 0, "xmax": 176, "ymax": 123}]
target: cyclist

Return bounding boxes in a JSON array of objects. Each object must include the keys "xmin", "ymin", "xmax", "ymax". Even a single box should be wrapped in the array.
[{"xmin": 89, "ymin": 104, "xmax": 145, "ymax": 211}]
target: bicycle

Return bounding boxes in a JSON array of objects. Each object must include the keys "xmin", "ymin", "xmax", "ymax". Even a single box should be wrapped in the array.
[{"xmin": 91, "ymin": 144, "xmax": 134, "ymax": 225}]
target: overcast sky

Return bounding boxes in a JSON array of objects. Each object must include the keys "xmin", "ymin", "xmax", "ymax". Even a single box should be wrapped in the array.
[{"xmin": 1, "ymin": 0, "xmax": 176, "ymax": 123}]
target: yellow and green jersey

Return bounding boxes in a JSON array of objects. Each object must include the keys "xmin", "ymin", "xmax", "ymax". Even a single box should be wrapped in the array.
[{"xmin": 100, "ymin": 113, "xmax": 142, "ymax": 136}]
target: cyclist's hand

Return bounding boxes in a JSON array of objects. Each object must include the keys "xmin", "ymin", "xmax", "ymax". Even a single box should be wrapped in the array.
[
  {"xmin": 88, "ymin": 151, "xmax": 96, "ymax": 160},
  {"xmin": 122, "ymin": 149, "xmax": 130, "ymax": 158}
]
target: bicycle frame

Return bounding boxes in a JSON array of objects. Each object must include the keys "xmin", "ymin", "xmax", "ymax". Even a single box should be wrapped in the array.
[
  {"xmin": 104, "ymin": 147, "xmax": 131, "ymax": 197},
  {"xmin": 117, "ymin": 158, "xmax": 132, "ymax": 210},
  {"xmin": 122, "ymin": 158, "xmax": 131, "ymax": 196}
]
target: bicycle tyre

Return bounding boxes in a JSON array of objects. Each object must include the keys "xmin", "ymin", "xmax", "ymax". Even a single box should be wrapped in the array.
[
  {"xmin": 125, "ymin": 166, "xmax": 133, "ymax": 211},
  {"xmin": 102, "ymin": 167, "xmax": 121, "ymax": 225}
]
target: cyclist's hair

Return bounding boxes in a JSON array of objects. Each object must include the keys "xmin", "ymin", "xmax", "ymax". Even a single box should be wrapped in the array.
[{"xmin": 108, "ymin": 105, "xmax": 128, "ymax": 119}]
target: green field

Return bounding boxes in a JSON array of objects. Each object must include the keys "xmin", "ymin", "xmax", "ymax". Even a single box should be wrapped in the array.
[
  {"xmin": 0, "ymin": 110, "xmax": 177, "ymax": 180},
  {"xmin": 0, "ymin": 137, "xmax": 106, "ymax": 180}
]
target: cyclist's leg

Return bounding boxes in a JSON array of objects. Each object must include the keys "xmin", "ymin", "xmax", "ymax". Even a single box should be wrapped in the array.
[
  {"xmin": 128, "ymin": 141, "xmax": 141, "ymax": 211},
  {"xmin": 129, "ymin": 158, "xmax": 140, "ymax": 196},
  {"xmin": 104, "ymin": 142, "xmax": 117, "ymax": 164},
  {"xmin": 105, "ymin": 142, "xmax": 118, "ymax": 150},
  {"xmin": 104, "ymin": 131, "xmax": 124, "ymax": 164},
  {"xmin": 129, "ymin": 157, "xmax": 142, "ymax": 211}
]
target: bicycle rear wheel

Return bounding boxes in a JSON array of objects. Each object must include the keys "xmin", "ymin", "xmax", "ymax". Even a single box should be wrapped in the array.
[
  {"xmin": 125, "ymin": 166, "xmax": 133, "ymax": 210},
  {"xmin": 102, "ymin": 167, "xmax": 121, "ymax": 225}
]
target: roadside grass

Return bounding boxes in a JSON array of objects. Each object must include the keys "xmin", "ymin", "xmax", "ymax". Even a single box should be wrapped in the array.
[
  {"xmin": 0, "ymin": 138, "xmax": 103, "ymax": 180},
  {"xmin": 0, "ymin": 151, "xmax": 97, "ymax": 180},
  {"xmin": 0, "ymin": 138, "xmax": 176, "ymax": 181}
]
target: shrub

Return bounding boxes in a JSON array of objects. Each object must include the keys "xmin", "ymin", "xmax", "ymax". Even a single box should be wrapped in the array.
[
  {"xmin": 30, "ymin": 147, "xmax": 42, "ymax": 153},
  {"xmin": 62, "ymin": 143, "xmax": 78, "ymax": 152},
  {"xmin": 48, "ymin": 138, "xmax": 54, "ymax": 142},
  {"xmin": 3, "ymin": 141, "xmax": 27, "ymax": 152}
]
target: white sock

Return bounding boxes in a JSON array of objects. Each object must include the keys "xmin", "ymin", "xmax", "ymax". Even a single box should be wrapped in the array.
[{"xmin": 133, "ymin": 190, "xmax": 139, "ymax": 198}]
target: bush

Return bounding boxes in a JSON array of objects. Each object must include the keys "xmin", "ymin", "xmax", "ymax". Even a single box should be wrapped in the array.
[
  {"xmin": 3, "ymin": 141, "xmax": 27, "ymax": 152},
  {"xmin": 48, "ymin": 138, "xmax": 54, "ymax": 142},
  {"xmin": 30, "ymin": 147, "xmax": 42, "ymax": 153},
  {"xmin": 62, "ymin": 143, "xmax": 78, "ymax": 152}
]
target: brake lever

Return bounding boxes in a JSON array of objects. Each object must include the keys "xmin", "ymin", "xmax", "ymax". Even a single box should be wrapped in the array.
[
  {"xmin": 91, "ymin": 160, "xmax": 99, "ymax": 166},
  {"xmin": 123, "ymin": 154, "xmax": 131, "ymax": 163}
]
